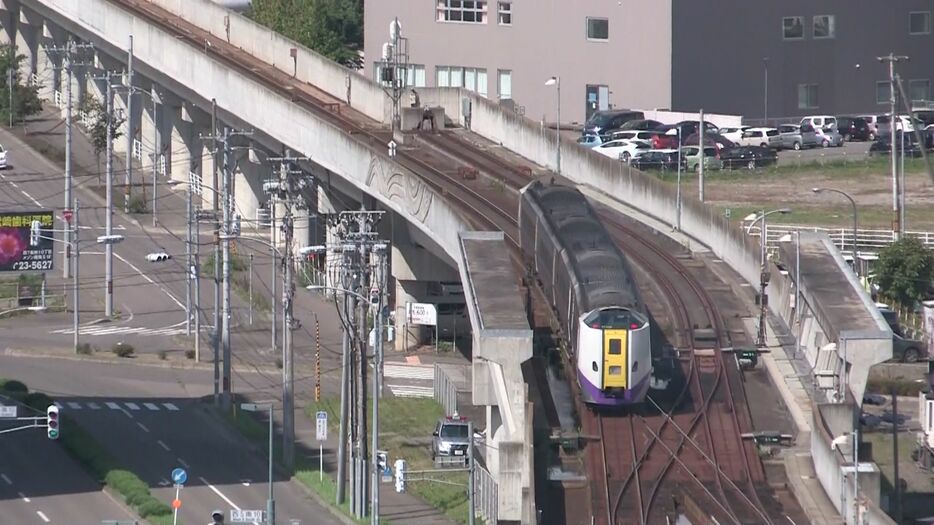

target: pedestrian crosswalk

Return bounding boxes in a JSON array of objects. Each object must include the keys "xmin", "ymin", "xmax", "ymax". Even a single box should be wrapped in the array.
[
  {"xmin": 53, "ymin": 400, "xmax": 184, "ymax": 412},
  {"xmin": 384, "ymin": 363, "xmax": 435, "ymax": 398},
  {"xmin": 50, "ymin": 325, "xmax": 191, "ymax": 338}
]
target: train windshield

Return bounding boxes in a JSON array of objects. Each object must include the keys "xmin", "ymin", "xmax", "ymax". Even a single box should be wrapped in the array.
[{"xmin": 584, "ymin": 308, "xmax": 646, "ymax": 329}]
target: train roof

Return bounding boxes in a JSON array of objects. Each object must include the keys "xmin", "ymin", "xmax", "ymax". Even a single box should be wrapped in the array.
[{"xmin": 524, "ymin": 181, "xmax": 643, "ymax": 313}]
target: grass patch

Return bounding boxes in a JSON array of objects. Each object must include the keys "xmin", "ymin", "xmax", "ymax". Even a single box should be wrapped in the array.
[
  {"xmin": 201, "ymin": 252, "xmax": 270, "ymax": 314},
  {"xmin": 0, "ymin": 274, "xmax": 44, "ymax": 301},
  {"xmin": 4, "ymin": 380, "xmax": 172, "ymax": 524},
  {"xmin": 303, "ymin": 397, "xmax": 473, "ymax": 524},
  {"xmin": 866, "ymin": 377, "xmax": 927, "ymax": 397},
  {"xmin": 863, "ymin": 432, "xmax": 922, "ymax": 491}
]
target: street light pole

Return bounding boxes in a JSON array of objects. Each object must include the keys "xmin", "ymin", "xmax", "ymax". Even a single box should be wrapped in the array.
[
  {"xmin": 104, "ymin": 71, "xmax": 114, "ymax": 318},
  {"xmin": 676, "ymin": 127, "xmax": 682, "ymax": 231},
  {"xmin": 878, "ymin": 53, "xmax": 909, "ymax": 236},
  {"xmin": 763, "ymin": 57, "xmax": 769, "ymax": 125},
  {"xmin": 812, "ymin": 187, "xmax": 859, "ymax": 276},
  {"xmin": 241, "ymin": 403, "xmax": 275, "ymax": 525},
  {"xmin": 125, "ymin": 35, "xmax": 133, "ymax": 216},
  {"xmin": 73, "ymin": 199, "xmax": 80, "ymax": 353},
  {"xmin": 545, "ymin": 76, "xmax": 561, "ymax": 174}
]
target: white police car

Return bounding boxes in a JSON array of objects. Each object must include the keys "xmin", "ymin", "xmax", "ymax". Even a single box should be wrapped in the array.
[{"xmin": 431, "ymin": 414, "xmax": 470, "ymax": 467}]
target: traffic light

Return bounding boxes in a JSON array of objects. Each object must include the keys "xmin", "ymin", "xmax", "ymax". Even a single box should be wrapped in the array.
[
  {"xmin": 46, "ymin": 405, "xmax": 59, "ymax": 440},
  {"xmin": 394, "ymin": 458, "xmax": 406, "ymax": 493},
  {"xmin": 30, "ymin": 220, "xmax": 41, "ymax": 246}
]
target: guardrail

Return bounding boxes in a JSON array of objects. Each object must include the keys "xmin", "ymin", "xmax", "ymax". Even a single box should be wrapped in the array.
[
  {"xmin": 473, "ymin": 462, "xmax": 498, "ymax": 525},
  {"xmin": 744, "ymin": 222, "xmax": 934, "ymax": 254},
  {"xmin": 433, "ymin": 363, "xmax": 458, "ymax": 416}
]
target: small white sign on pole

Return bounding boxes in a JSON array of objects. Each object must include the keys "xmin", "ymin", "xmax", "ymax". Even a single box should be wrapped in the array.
[
  {"xmin": 316, "ymin": 411, "xmax": 328, "ymax": 441},
  {"xmin": 406, "ymin": 302, "xmax": 437, "ymax": 326},
  {"xmin": 0, "ymin": 405, "xmax": 16, "ymax": 418},
  {"xmin": 231, "ymin": 509, "xmax": 264, "ymax": 523}
]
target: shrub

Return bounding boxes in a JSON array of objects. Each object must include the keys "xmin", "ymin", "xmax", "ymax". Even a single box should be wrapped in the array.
[
  {"xmin": 127, "ymin": 195, "xmax": 148, "ymax": 214},
  {"xmin": 138, "ymin": 497, "xmax": 172, "ymax": 518},
  {"xmin": 112, "ymin": 342, "xmax": 135, "ymax": 358},
  {"xmin": 0, "ymin": 379, "xmax": 27, "ymax": 394},
  {"xmin": 76, "ymin": 343, "xmax": 93, "ymax": 355},
  {"xmin": 157, "ymin": 350, "xmax": 167, "ymax": 361},
  {"xmin": 185, "ymin": 349, "xmax": 196, "ymax": 360},
  {"xmin": 23, "ymin": 392, "xmax": 54, "ymax": 411}
]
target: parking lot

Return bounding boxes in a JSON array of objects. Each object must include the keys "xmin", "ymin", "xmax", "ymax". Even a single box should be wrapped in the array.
[{"xmin": 776, "ymin": 140, "xmax": 873, "ymax": 166}]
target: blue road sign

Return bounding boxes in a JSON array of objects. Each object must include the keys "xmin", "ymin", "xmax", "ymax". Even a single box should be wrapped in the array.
[{"xmin": 171, "ymin": 468, "xmax": 187, "ymax": 485}]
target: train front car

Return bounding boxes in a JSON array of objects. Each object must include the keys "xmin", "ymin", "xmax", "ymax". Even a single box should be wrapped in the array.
[
  {"xmin": 576, "ymin": 307, "xmax": 651, "ymax": 406},
  {"xmin": 518, "ymin": 179, "xmax": 652, "ymax": 408}
]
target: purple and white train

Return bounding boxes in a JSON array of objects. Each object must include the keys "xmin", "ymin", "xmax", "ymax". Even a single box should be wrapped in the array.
[{"xmin": 519, "ymin": 179, "xmax": 652, "ymax": 406}]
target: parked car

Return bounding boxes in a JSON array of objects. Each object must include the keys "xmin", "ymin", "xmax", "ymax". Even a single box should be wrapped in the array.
[
  {"xmin": 431, "ymin": 415, "xmax": 471, "ymax": 467},
  {"xmin": 876, "ymin": 114, "xmax": 920, "ymax": 137},
  {"xmin": 672, "ymin": 120, "xmax": 719, "ymax": 139},
  {"xmin": 835, "ymin": 116, "xmax": 872, "ymax": 141},
  {"xmin": 868, "ymin": 132, "xmax": 927, "ymax": 157},
  {"xmin": 681, "ymin": 145, "xmax": 722, "ymax": 173},
  {"xmin": 607, "ymin": 130, "xmax": 658, "ymax": 143},
  {"xmin": 862, "ymin": 393, "xmax": 887, "ymax": 406},
  {"xmin": 577, "ymin": 134, "xmax": 603, "ymax": 148},
  {"xmin": 619, "ymin": 119, "xmax": 664, "ymax": 131},
  {"xmin": 737, "ymin": 127, "xmax": 781, "ymax": 148},
  {"xmin": 719, "ymin": 146, "xmax": 777, "ymax": 169},
  {"xmin": 683, "ymin": 133, "xmax": 735, "ymax": 151},
  {"xmin": 650, "ymin": 127, "xmax": 680, "ymax": 149},
  {"xmin": 593, "ymin": 139, "xmax": 651, "ymax": 162},
  {"xmin": 859, "ymin": 115, "xmax": 881, "ymax": 140},
  {"xmin": 815, "ymin": 126, "xmax": 844, "ymax": 147},
  {"xmin": 892, "ymin": 332, "xmax": 925, "ymax": 363},
  {"xmin": 777, "ymin": 124, "xmax": 818, "ymax": 150},
  {"xmin": 718, "ymin": 126, "xmax": 751, "ymax": 144},
  {"xmin": 631, "ymin": 149, "xmax": 682, "ymax": 171},
  {"xmin": 0, "ymin": 144, "xmax": 7, "ymax": 169},
  {"xmin": 800, "ymin": 115, "xmax": 837, "ymax": 131},
  {"xmin": 583, "ymin": 109, "xmax": 645, "ymax": 139}
]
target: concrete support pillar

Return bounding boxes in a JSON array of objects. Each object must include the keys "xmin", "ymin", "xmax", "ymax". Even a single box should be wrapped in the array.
[
  {"xmin": 233, "ymin": 157, "xmax": 268, "ymax": 236},
  {"xmin": 0, "ymin": 1, "xmax": 16, "ymax": 48},
  {"xmin": 14, "ymin": 6, "xmax": 35, "ymax": 85},
  {"xmin": 33, "ymin": 21, "xmax": 56, "ymax": 102},
  {"xmin": 169, "ymin": 101, "xmax": 200, "ymax": 185}
]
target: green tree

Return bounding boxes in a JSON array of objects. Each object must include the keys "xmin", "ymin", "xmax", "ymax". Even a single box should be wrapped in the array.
[
  {"xmin": 874, "ymin": 236, "xmax": 934, "ymax": 306},
  {"xmin": 249, "ymin": 0, "xmax": 363, "ymax": 68},
  {"xmin": 0, "ymin": 44, "xmax": 42, "ymax": 125},
  {"xmin": 78, "ymin": 93, "xmax": 124, "ymax": 156}
]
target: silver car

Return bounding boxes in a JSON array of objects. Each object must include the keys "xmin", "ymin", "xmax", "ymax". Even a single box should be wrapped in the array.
[
  {"xmin": 431, "ymin": 415, "xmax": 470, "ymax": 467},
  {"xmin": 777, "ymin": 124, "xmax": 819, "ymax": 150},
  {"xmin": 816, "ymin": 126, "xmax": 844, "ymax": 147}
]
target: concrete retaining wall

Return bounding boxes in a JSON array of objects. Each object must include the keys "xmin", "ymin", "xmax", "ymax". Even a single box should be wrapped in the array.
[
  {"xmin": 145, "ymin": 0, "xmax": 388, "ymax": 123},
  {"xmin": 420, "ymin": 88, "xmax": 763, "ymax": 287}
]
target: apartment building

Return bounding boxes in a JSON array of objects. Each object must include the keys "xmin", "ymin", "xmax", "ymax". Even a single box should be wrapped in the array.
[{"xmin": 363, "ymin": 1, "xmax": 934, "ymax": 125}]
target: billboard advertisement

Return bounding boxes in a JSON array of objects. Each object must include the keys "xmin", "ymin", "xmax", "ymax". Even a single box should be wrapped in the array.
[
  {"xmin": 0, "ymin": 210, "xmax": 54, "ymax": 272},
  {"xmin": 406, "ymin": 302, "xmax": 437, "ymax": 326}
]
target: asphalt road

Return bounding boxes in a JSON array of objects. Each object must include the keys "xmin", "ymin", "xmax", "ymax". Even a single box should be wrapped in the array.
[
  {"xmin": 0, "ymin": 420, "xmax": 138, "ymax": 524},
  {"xmin": 775, "ymin": 139, "xmax": 872, "ymax": 166},
  {"xmin": 0, "ymin": 354, "xmax": 342, "ymax": 525},
  {"xmin": 0, "ymin": 124, "xmax": 191, "ymax": 350}
]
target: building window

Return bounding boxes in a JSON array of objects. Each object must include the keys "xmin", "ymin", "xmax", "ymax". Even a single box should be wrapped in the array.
[
  {"xmin": 374, "ymin": 63, "xmax": 426, "ymax": 88},
  {"xmin": 783, "ymin": 16, "xmax": 804, "ymax": 40},
  {"xmin": 498, "ymin": 69, "xmax": 512, "ymax": 99},
  {"xmin": 910, "ymin": 11, "xmax": 931, "ymax": 35},
  {"xmin": 586, "ymin": 17, "xmax": 609, "ymax": 41},
  {"xmin": 797, "ymin": 84, "xmax": 818, "ymax": 109},
  {"xmin": 498, "ymin": 2, "xmax": 511, "ymax": 25},
  {"xmin": 910, "ymin": 79, "xmax": 931, "ymax": 102},
  {"xmin": 437, "ymin": 0, "xmax": 487, "ymax": 23},
  {"xmin": 436, "ymin": 66, "xmax": 487, "ymax": 96},
  {"xmin": 876, "ymin": 81, "xmax": 892, "ymax": 105},
  {"xmin": 813, "ymin": 15, "xmax": 835, "ymax": 39}
]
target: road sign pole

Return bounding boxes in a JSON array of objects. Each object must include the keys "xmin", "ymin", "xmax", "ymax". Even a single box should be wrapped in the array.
[
  {"xmin": 172, "ymin": 484, "xmax": 180, "ymax": 525},
  {"xmin": 73, "ymin": 200, "xmax": 80, "ymax": 354}
]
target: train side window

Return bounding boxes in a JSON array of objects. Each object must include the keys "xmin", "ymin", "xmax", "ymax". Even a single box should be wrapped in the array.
[
  {"xmin": 592, "ymin": 361, "xmax": 598, "ymax": 372},
  {"xmin": 608, "ymin": 339, "xmax": 622, "ymax": 355},
  {"xmin": 608, "ymin": 366, "xmax": 622, "ymax": 376}
]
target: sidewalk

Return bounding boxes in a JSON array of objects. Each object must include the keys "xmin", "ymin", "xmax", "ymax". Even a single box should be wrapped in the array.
[{"xmin": 15, "ymin": 105, "xmax": 462, "ymax": 525}]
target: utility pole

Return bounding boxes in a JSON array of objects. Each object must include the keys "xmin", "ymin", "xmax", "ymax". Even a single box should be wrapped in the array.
[
  {"xmin": 698, "ymin": 108, "xmax": 705, "ymax": 202},
  {"xmin": 270, "ymin": 200, "xmax": 278, "ymax": 356},
  {"xmin": 151, "ymin": 86, "xmax": 160, "ymax": 226},
  {"xmin": 370, "ymin": 245, "xmax": 388, "ymax": 525},
  {"xmin": 267, "ymin": 151, "xmax": 311, "ymax": 471},
  {"xmin": 211, "ymin": 99, "xmax": 221, "ymax": 405},
  {"xmin": 221, "ymin": 127, "xmax": 232, "ymax": 409},
  {"xmin": 47, "ymin": 39, "xmax": 93, "ymax": 279},
  {"xmin": 186, "ymin": 179, "xmax": 193, "ymax": 337},
  {"xmin": 194, "ymin": 192, "xmax": 201, "ymax": 363},
  {"xmin": 72, "ymin": 199, "xmax": 80, "ymax": 353},
  {"xmin": 104, "ymin": 70, "xmax": 115, "ymax": 318},
  {"xmin": 878, "ymin": 53, "xmax": 909, "ymax": 236},
  {"xmin": 125, "ymin": 35, "xmax": 133, "ymax": 215}
]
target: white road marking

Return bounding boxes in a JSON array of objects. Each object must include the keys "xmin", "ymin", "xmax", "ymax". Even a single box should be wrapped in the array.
[
  {"xmin": 157, "ymin": 440, "xmax": 171, "ymax": 452},
  {"xmin": 105, "ymin": 402, "xmax": 121, "ymax": 410},
  {"xmin": 143, "ymin": 402, "xmax": 160, "ymax": 411},
  {"xmin": 17, "ymin": 492, "xmax": 30, "ymax": 502},
  {"xmin": 124, "ymin": 402, "xmax": 140, "ymax": 411},
  {"xmin": 113, "ymin": 252, "xmax": 185, "ymax": 310},
  {"xmin": 0, "ymin": 473, "xmax": 11, "ymax": 485},
  {"xmin": 199, "ymin": 477, "xmax": 260, "ymax": 525},
  {"xmin": 66, "ymin": 402, "xmax": 82, "ymax": 410},
  {"xmin": 36, "ymin": 510, "xmax": 50, "ymax": 523},
  {"xmin": 21, "ymin": 191, "xmax": 42, "ymax": 208},
  {"xmin": 136, "ymin": 422, "xmax": 150, "ymax": 433},
  {"xmin": 163, "ymin": 402, "xmax": 180, "ymax": 411},
  {"xmin": 177, "ymin": 458, "xmax": 190, "ymax": 469},
  {"xmin": 241, "ymin": 480, "xmax": 251, "ymax": 486},
  {"xmin": 87, "ymin": 402, "xmax": 101, "ymax": 410}
]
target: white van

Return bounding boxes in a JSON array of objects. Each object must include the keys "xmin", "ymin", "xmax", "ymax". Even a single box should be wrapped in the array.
[{"xmin": 800, "ymin": 115, "xmax": 837, "ymax": 130}]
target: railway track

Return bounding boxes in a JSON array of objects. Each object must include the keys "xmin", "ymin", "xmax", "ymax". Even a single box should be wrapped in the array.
[{"xmin": 101, "ymin": 4, "xmax": 794, "ymax": 521}]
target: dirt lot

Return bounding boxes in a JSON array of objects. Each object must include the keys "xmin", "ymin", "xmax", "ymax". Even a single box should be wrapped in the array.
[{"xmin": 679, "ymin": 159, "xmax": 934, "ymax": 230}]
